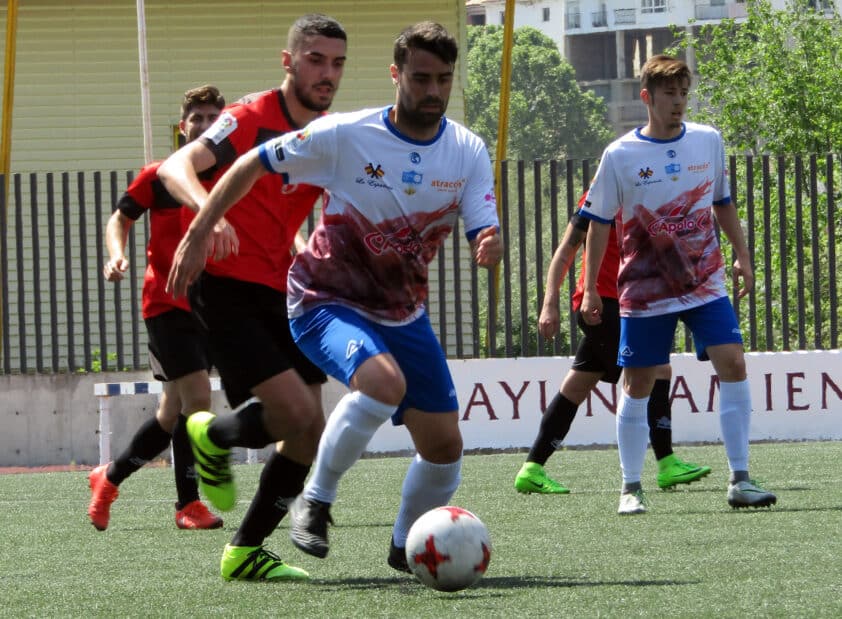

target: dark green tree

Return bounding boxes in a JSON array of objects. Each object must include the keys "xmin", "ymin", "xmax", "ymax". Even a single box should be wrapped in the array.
[{"xmin": 466, "ymin": 25, "xmax": 613, "ymax": 161}]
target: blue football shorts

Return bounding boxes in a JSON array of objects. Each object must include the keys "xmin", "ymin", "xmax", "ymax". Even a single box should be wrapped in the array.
[
  {"xmin": 618, "ymin": 295, "xmax": 744, "ymax": 367},
  {"xmin": 290, "ymin": 304, "xmax": 459, "ymax": 425}
]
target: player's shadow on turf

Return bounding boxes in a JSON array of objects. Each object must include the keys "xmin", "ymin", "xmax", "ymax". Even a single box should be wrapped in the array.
[{"xmin": 314, "ymin": 576, "xmax": 700, "ymax": 591}]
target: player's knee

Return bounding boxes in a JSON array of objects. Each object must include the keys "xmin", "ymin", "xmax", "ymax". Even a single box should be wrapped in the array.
[{"xmin": 417, "ymin": 428, "xmax": 463, "ymax": 464}]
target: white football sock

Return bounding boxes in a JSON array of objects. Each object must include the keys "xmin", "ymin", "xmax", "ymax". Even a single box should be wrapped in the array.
[
  {"xmin": 718, "ymin": 379, "xmax": 752, "ymax": 473},
  {"xmin": 303, "ymin": 391, "xmax": 396, "ymax": 504},
  {"xmin": 617, "ymin": 394, "xmax": 650, "ymax": 486},
  {"xmin": 392, "ymin": 454, "xmax": 462, "ymax": 547}
]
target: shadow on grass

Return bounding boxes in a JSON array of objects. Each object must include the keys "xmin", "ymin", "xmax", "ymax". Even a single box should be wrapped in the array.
[{"xmin": 313, "ymin": 574, "xmax": 700, "ymax": 592}]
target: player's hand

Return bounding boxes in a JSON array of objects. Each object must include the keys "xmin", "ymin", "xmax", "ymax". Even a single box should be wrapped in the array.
[
  {"xmin": 166, "ymin": 234, "xmax": 208, "ymax": 299},
  {"xmin": 207, "ymin": 216, "xmax": 239, "ymax": 262},
  {"xmin": 103, "ymin": 256, "xmax": 129, "ymax": 282},
  {"xmin": 580, "ymin": 290, "xmax": 603, "ymax": 325},
  {"xmin": 538, "ymin": 302, "xmax": 560, "ymax": 339},
  {"xmin": 733, "ymin": 256, "xmax": 754, "ymax": 299},
  {"xmin": 472, "ymin": 226, "xmax": 502, "ymax": 267}
]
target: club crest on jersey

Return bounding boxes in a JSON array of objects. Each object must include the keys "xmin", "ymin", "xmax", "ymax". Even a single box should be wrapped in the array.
[
  {"xmin": 357, "ymin": 163, "xmax": 392, "ymax": 189},
  {"xmin": 365, "ymin": 163, "xmax": 385, "ymax": 179},
  {"xmin": 410, "ymin": 152, "xmax": 421, "ymax": 164},
  {"xmin": 638, "ymin": 167, "xmax": 654, "ymax": 179},
  {"xmin": 206, "ymin": 112, "xmax": 237, "ymax": 145}
]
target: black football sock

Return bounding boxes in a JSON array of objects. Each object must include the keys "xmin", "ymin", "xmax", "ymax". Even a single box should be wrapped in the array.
[
  {"xmin": 231, "ymin": 451, "xmax": 310, "ymax": 547},
  {"xmin": 207, "ymin": 401, "xmax": 274, "ymax": 449},
  {"xmin": 525, "ymin": 392, "xmax": 579, "ymax": 465},
  {"xmin": 648, "ymin": 379, "xmax": 674, "ymax": 461},
  {"xmin": 171, "ymin": 415, "xmax": 200, "ymax": 510},
  {"xmin": 107, "ymin": 417, "xmax": 171, "ymax": 486}
]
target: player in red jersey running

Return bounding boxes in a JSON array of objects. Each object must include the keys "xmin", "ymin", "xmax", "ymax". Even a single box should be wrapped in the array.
[
  {"xmin": 89, "ymin": 85, "xmax": 226, "ymax": 531},
  {"xmin": 157, "ymin": 14, "xmax": 347, "ymax": 581},
  {"xmin": 515, "ymin": 194, "xmax": 711, "ymax": 498}
]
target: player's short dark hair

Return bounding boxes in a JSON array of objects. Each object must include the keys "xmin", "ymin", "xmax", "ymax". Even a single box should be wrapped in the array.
[
  {"xmin": 393, "ymin": 21, "xmax": 458, "ymax": 70},
  {"xmin": 287, "ymin": 13, "xmax": 347, "ymax": 52},
  {"xmin": 640, "ymin": 55, "xmax": 691, "ymax": 93},
  {"xmin": 181, "ymin": 85, "xmax": 225, "ymax": 121}
]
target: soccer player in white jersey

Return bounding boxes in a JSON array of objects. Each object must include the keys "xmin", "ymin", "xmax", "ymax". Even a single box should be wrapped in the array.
[
  {"xmin": 167, "ymin": 22, "xmax": 502, "ymax": 572},
  {"xmin": 578, "ymin": 55, "xmax": 776, "ymax": 514}
]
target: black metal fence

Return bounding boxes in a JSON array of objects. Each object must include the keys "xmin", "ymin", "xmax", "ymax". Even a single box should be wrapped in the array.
[{"xmin": 1, "ymin": 154, "xmax": 839, "ymax": 374}]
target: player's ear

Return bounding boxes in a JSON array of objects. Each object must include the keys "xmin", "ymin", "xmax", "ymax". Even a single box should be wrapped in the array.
[
  {"xmin": 282, "ymin": 49, "xmax": 293, "ymax": 73},
  {"xmin": 390, "ymin": 64, "xmax": 399, "ymax": 85},
  {"xmin": 640, "ymin": 88, "xmax": 652, "ymax": 106}
]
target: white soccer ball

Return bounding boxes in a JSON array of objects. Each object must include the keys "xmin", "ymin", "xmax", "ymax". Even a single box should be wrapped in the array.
[{"xmin": 405, "ymin": 506, "xmax": 492, "ymax": 592}]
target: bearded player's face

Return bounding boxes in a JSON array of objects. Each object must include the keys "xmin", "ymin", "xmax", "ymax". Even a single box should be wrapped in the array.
[{"xmin": 288, "ymin": 35, "xmax": 347, "ymax": 112}]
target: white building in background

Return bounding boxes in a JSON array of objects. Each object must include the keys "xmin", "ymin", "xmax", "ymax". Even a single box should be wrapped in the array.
[{"xmin": 466, "ymin": 0, "xmax": 836, "ymax": 135}]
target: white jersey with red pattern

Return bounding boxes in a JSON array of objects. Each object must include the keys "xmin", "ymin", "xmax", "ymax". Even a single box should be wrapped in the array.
[
  {"xmin": 580, "ymin": 121, "xmax": 730, "ymax": 317},
  {"xmin": 257, "ymin": 106, "xmax": 498, "ymax": 325}
]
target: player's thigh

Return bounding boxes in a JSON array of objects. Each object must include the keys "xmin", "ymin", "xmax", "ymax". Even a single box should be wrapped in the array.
[
  {"xmin": 682, "ymin": 296, "xmax": 745, "ymax": 378},
  {"xmin": 291, "ymin": 304, "xmax": 406, "ymax": 404},
  {"xmin": 379, "ymin": 312, "xmax": 458, "ymax": 428},
  {"xmin": 191, "ymin": 273, "xmax": 325, "ymax": 408},
  {"xmin": 145, "ymin": 308, "xmax": 210, "ymax": 382},
  {"xmin": 403, "ymin": 409, "xmax": 462, "ymax": 464},
  {"xmin": 618, "ymin": 312, "xmax": 679, "ymax": 368},
  {"xmin": 572, "ymin": 298, "xmax": 622, "ymax": 384}
]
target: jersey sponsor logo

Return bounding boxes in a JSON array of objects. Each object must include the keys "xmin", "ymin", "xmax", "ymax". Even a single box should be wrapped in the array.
[
  {"xmin": 665, "ymin": 162, "xmax": 681, "ymax": 181},
  {"xmin": 687, "ymin": 162, "xmax": 711, "ymax": 173},
  {"xmin": 638, "ymin": 167, "xmax": 654, "ymax": 179},
  {"xmin": 346, "ymin": 338, "xmax": 364, "ymax": 359},
  {"xmin": 646, "ymin": 209, "xmax": 711, "ymax": 237},
  {"xmin": 206, "ymin": 112, "xmax": 237, "ymax": 145},
  {"xmin": 410, "ymin": 151, "xmax": 421, "ymax": 164},
  {"xmin": 430, "ymin": 178, "xmax": 465, "ymax": 192},
  {"xmin": 402, "ymin": 170, "xmax": 423, "ymax": 184}
]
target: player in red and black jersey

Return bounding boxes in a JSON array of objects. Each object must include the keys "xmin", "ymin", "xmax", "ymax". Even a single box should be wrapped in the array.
[
  {"xmin": 514, "ymin": 194, "xmax": 711, "ymax": 497},
  {"xmin": 157, "ymin": 14, "xmax": 346, "ymax": 581},
  {"xmin": 88, "ymin": 85, "xmax": 226, "ymax": 532}
]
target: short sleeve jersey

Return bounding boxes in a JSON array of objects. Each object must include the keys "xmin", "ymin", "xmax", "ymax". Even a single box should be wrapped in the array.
[
  {"xmin": 257, "ymin": 106, "xmax": 499, "ymax": 325},
  {"xmin": 197, "ymin": 89, "xmax": 324, "ymax": 291},
  {"xmin": 579, "ymin": 122, "xmax": 729, "ymax": 317},
  {"xmin": 116, "ymin": 161, "xmax": 190, "ymax": 319}
]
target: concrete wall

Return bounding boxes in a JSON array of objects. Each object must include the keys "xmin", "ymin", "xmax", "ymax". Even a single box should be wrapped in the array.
[{"xmin": 0, "ymin": 370, "xmax": 349, "ymax": 467}]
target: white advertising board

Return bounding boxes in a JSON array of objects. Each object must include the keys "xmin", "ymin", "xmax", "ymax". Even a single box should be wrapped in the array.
[{"xmin": 366, "ymin": 350, "xmax": 842, "ymax": 453}]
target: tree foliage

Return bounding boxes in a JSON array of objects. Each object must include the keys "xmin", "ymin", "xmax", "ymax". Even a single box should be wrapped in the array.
[
  {"xmin": 465, "ymin": 26, "xmax": 613, "ymax": 161},
  {"xmin": 670, "ymin": 0, "xmax": 842, "ymax": 154}
]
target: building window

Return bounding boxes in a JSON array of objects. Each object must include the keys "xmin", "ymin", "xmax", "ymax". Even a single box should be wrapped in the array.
[
  {"xmin": 542, "ymin": 7, "xmax": 550, "ymax": 21},
  {"xmin": 641, "ymin": 0, "xmax": 666, "ymax": 13}
]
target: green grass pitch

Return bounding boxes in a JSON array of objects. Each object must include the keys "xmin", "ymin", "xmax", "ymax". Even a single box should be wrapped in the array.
[{"xmin": 2, "ymin": 441, "xmax": 841, "ymax": 617}]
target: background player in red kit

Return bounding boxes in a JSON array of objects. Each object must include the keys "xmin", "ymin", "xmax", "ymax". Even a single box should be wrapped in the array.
[
  {"xmin": 89, "ymin": 85, "xmax": 226, "ymax": 531},
  {"xmin": 157, "ymin": 14, "xmax": 347, "ymax": 581},
  {"xmin": 515, "ymin": 194, "xmax": 710, "ymax": 499}
]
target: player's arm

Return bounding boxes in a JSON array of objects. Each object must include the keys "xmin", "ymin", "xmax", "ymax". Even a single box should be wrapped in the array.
[
  {"xmin": 157, "ymin": 140, "xmax": 239, "ymax": 260},
  {"xmin": 103, "ymin": 210, "xmax": 134, "ymax": 282},
  {"xmin": 469, "ymin": 226, "xmax": 502, "ymax": 268},
  {"xmin": 580, "ymin": 218, "xmax": 611, "ymax": 325},
  {"xmin": 538, "ymin": 218, "xmax": 587, "ymax": 339},
  {"xmin": 712, "ymin": 201, "xmax": 754, "ymax": 299},
  {"xmin": 166, "ymin": 148, "xmax": 269, "ymax": 298}
]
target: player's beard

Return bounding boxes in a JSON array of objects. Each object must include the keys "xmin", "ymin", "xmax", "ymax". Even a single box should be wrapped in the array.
[
  {"xmin": 294, "ymin": 79, "xmax": 335, "ymax": 112},
  {"xmin": 397, "ymin": 94, "xmax": 447, "ymax": 134}
]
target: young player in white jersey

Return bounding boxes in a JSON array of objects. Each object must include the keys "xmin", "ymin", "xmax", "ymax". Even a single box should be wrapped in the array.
[
  {"xmin": 579, "ymin": 55, "xmax": 776, "ymax": 514},
  {"xmin": 167, "ymin": 22, "xmax": 502, "ymax": 573}
]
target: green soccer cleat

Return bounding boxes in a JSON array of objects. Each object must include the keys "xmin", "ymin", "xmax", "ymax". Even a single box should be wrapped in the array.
[
  {"xmin": 220, "ymin": 544, "xmax": 310, "ymax": 581},
  {"xmin": 514, "ymin": 462, "xmax": 570, "ymax": 494},
  {"xmin": 656, "ymin": 454, "xmax": 712, "ymax": 490},
  {"xmin": 186, "ymin": 411, "xmax": 235, "ymax": 511}
]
